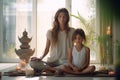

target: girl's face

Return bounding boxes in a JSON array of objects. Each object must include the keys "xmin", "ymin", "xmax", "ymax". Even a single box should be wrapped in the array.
[
  {"xmin": 58, "ymin": 12, "xmax": 67, "ymax": 26},
  {"xmin": 74, "ymin": 34, "xmax": 83, "ymax": 45}
]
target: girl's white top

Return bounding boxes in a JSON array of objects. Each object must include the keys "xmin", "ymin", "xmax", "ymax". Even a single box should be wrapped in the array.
[{"xmin": 72, "ymin": 46, "xmax": 86, "ymax": 68}]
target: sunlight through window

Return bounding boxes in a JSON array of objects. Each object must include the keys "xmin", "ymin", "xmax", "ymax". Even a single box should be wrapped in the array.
[
  {"xmin": 37, "ymin": 0, "xmax": 65, "ymax": 60},
  {"xmin": 0, "ymin": 0, "xmax": 97, "ymax": 63}
]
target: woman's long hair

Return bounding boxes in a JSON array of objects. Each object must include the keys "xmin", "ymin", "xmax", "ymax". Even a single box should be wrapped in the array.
[{"xmin": 51, "ymin": 8, "xmax": 70, "ymax": 46}]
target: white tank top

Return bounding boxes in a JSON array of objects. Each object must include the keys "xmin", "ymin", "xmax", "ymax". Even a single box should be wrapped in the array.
[{"xmin": 72, "ymin": 46, "xmax": 86, "ymax": 68}]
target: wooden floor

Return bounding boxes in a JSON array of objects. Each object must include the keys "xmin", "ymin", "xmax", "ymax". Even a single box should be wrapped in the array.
[{"xmin": 1, "ymin": 76, "xmax": 115, "ymax": 80}]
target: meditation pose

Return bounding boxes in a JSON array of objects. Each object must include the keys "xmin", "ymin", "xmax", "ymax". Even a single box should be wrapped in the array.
[
  {"xmin": 61, "ymin": 28, "xmax": 95, "ymax": 74},
  {"xmin": 30, "ymin": 8, "xmax": 75, "ymax": 74}
]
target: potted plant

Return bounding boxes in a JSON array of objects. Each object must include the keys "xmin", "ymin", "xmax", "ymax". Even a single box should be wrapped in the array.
[{"xmin": 97, "ymin": 32, "xmax": 112, "ymax": 65}]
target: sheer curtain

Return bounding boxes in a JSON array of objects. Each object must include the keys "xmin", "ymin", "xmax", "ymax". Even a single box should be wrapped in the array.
[{"xmin": 0, "ymin": 0, "xmax": 33, "ymax": 62}]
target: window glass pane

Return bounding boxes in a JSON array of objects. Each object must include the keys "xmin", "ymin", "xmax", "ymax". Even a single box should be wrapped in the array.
[
  {"xmin": 72, "ymin": 0, "xmax": 97, "ymax": 62},
  {"xmin": 0, "ymin": 0, "xmax": 32, "ymax": 62},
  {"xmin": 37, "ymin": 0, "xmax": 65, "ymax": 60}
]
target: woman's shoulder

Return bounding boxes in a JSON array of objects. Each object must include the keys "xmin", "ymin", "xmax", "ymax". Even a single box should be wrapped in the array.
[
  {"xmin": 70, "ymin": 27, "xmax": 75, "ymax": 31},
  {"xmin": 47, "ymin": 29, "xmax": 52, "ymax": 32},
  {"xmin": 47, "ymin": 29, "xmax": 52, "ymax": 34},
  {"xmin": 46, "ymin": 29, "xmax": 52, "ymax": 38},
  {"xmin": 69, "ymin": 27, "xmax": 75, "ymax": 33}
]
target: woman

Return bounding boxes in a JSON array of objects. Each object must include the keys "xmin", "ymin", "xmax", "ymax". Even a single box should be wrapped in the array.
[{"xmin": 30, "ymin": 8, "xmax": 75, "ymax": 73}]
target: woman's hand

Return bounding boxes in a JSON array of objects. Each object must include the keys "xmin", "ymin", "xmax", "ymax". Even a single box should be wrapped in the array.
[{"xmin": 30, "ymin": 57, "xmax": 41, "ymax": 61}]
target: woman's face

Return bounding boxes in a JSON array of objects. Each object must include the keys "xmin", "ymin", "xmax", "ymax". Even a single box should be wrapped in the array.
[
  {"xmin": 74, "ymin": 34, "xmax": 83, "ymax": 45},
  {"xmin": 58, "ymin": 12, "xmax": 67, "ymax": 26}
]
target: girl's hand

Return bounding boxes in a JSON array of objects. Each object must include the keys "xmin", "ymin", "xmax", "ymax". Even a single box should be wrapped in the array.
[
  {"xmin": 73, "ymin": 67, "xmax": 79, "ymax": 72},
  {"xmin": 78, "ymin": 68, "xmax": 83, "ymax": 72}
]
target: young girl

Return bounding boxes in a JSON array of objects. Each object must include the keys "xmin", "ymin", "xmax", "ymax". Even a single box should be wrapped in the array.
[{"xmin": 61, "ymin": 28, "xmax": 95, "ymax": 74}]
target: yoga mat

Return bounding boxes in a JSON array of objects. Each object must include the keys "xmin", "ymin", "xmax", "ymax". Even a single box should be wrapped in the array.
[{"xmin": 3, "ymin": 70, "xmax": 115, "ymax": 77}]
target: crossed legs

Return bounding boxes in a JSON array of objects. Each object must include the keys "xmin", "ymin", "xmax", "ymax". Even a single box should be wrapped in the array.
[{"xmin": 61, "ymin": 65, "xmax": 96, "ymax": 75}]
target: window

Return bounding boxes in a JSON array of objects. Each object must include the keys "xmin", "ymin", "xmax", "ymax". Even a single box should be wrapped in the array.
[
  {"xmin": 0, "ymin": 0, "xmax": 98, "ymax": 63},
  {"xmin": 37, "ymin": 0, "xmax": 65, "ymax": 60},
  {"xmin": 71, "ymin": 0, "xmax": 98, "ymax": 63},
  {"xmin": 0, "ymin": 0, "xmax": 33, "ymax": 62}
]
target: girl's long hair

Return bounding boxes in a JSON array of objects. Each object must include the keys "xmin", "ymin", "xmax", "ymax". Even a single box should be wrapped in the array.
[{"xmin": 51, "ymin": 8, "xmax": 70, "ymax": 46}]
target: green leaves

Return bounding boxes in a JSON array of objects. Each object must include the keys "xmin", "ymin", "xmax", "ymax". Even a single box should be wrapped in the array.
[{"xmin": 71, "ymin": 12, "xmax": 96, "ymax": 47}]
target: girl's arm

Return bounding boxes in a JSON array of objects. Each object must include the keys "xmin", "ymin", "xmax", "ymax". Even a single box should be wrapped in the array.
[
  {"xmin": 40, "ymin": 38, "xmax": 50, "ymax": 60},
  {"xmin": 68, "ymin": 48, "xmax": 75, "ymax": 68},
  {"xmin": 79, "ymin": 47, "xmax": 90, "ymax": 70}
]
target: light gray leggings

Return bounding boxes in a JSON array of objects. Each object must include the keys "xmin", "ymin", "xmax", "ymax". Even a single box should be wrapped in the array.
[{"xmin": 30, "ymin": 60, "xmax": 67, "ymax": 70}]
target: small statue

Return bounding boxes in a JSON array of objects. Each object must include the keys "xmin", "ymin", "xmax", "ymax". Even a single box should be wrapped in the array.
[{"xmin": 15, "ymin": 30, "xmax": 35, "ymax": 63}]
